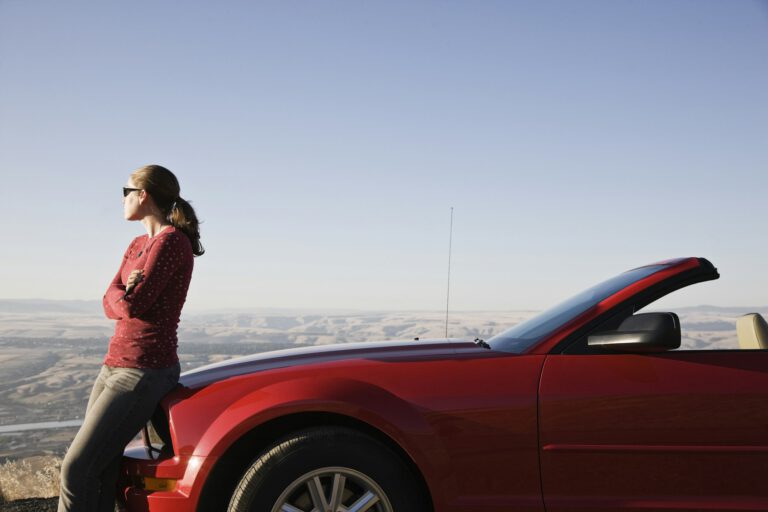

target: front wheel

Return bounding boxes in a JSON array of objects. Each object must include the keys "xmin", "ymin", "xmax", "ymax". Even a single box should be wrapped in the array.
[{"xmin": 227, "ymin": 427, "xmax": 428, "ymax": 512}]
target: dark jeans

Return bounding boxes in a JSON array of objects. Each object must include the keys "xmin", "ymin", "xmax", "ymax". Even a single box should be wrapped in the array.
[{"xmin": 58, "ymin": 363, "xmax": 180, "ymax": 512}]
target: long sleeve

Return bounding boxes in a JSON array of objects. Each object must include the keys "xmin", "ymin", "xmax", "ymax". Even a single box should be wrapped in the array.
[
  {"xmin": 103, "ymin": 241, "xmax": 133, "ymax": 320},
  {"xmin": 108, "ymin": 234, "xmax": 188, "ymax": 319},
  {"xmin": 103, "ymin": 269, "xmax": 125, "ymax": 320},
  {"xmin": 103, "ymin": 228, "xmax": 193, "ymax": 369}
]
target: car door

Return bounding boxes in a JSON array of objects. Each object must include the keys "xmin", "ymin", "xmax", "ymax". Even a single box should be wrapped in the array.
[{"xmin": 538, "ymin": 350, "xmax": 768, "ymax": 511}]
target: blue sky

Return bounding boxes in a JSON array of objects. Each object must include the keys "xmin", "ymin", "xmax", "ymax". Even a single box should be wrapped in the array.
[{"xmin": 1, "ymin": 0, "xmax": 767, "ymax": 311}]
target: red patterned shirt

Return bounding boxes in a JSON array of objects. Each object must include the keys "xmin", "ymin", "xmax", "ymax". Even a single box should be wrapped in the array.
[{"xmin": 102, "ymin": 227, "xmax": 193, "ymax": 369}]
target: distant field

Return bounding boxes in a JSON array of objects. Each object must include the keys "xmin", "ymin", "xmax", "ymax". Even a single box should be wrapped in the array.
[
  {"xmin": 0, "ymin": 305, "xmax": 758, "ymax": 461},
  {"xmin": 0, "ymin": 308, "xmax": 530, "ymax": 460}
]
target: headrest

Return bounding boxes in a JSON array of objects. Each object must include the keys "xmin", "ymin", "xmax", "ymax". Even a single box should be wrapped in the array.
[{"xmin": 736, "ymin": 313, "xmax": 768, "ymax": 349}]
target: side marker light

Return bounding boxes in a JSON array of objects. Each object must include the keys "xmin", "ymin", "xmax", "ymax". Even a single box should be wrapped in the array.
[{"xmin": 142, "ymin": 476, "xmax": 177, "ymax": 492}]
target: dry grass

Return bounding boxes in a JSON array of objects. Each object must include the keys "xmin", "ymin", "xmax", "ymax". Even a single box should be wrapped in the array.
[{"xmin": 0, "ymin": 456, "xmax": 60, "ymax": 501}]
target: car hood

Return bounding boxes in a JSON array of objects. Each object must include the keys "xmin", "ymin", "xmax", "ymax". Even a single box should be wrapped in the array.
[{"xmin": 180, "ymin": 338, "xmax": 480, "ymax": 389}]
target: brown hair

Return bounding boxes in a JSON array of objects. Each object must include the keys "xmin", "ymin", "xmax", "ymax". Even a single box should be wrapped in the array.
[{"xmin": 131, "ymin": 165, "xmax": 205, "ymax": 256}]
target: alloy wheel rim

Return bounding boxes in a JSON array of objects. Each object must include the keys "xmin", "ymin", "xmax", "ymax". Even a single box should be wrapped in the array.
[{"xmin": 271, "ymin": 466, "xmax": 394, "ymax": 512}]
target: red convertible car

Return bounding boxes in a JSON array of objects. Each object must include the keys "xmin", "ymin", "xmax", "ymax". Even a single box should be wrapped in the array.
[{"xmin": 120, "ymin": 257, "xmax": 768, "ymax": 512}]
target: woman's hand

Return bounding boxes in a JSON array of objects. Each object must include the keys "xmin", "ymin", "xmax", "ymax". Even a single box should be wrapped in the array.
[{"xmin": 125, "ymin": 269, "xmax": 144, "ymax": 293}]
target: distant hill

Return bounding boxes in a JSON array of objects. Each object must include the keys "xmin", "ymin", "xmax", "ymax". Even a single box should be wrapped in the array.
[
  {"xmin": 672, "ymin": 304, "xmax": 768, "ymax": 314},
  {"xmin": 0, "ymin": 300, "xmax": 101, "ymax": 315},
  {"xmin": 1, "ymin": 298, "xmax": 761, "ymax": 316},
  {"xmin": 0, "ymin": 298, "xmax": 764, "ymax": 349}
]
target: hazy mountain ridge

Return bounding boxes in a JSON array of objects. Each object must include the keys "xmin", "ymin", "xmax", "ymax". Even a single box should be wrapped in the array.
[
  {"xmin": 0, "ymin": 300, "xmax": 101, "ymax": 315},
  {"xmin": 0, "ymin": 300, "xmax": 763, "ymax": 460},
  {"xmin": 0, "ymin": 299, "xmax": 761, "ymax": 345},
  {"xmin": 0, "ymin": 300, "xmax": 533, "ymax": 343}
]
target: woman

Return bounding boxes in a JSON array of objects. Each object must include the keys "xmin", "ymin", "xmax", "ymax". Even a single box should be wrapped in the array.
[{"xmin": 58, "ymin": 165, "xmax": 204, "ymax": 512}]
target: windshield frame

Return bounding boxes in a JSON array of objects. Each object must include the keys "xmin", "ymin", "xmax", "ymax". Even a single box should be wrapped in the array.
[{"xmin": 487, "ymin": 259, "xmax": 707, "ymax": 354}]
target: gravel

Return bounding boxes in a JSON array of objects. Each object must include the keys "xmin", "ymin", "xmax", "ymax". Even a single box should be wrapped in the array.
[{"xmin": 0, "ymin": 498, "xmax": 57, "ymax": 512}]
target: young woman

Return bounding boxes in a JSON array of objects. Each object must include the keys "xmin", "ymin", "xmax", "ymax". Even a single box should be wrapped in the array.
[{"xmin": 58, "ymin": 165, "xmax": 204, "ymax": 512}]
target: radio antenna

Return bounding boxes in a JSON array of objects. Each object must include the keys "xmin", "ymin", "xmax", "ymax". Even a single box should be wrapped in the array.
[{"xmin": 445, "ymin": 207, "xmax": 454, "ymax": 339}]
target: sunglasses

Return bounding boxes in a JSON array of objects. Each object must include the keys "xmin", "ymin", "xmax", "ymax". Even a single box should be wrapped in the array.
[{"xmin": 123, "ymin": 187, "xmax": 142, "ymax": 197}]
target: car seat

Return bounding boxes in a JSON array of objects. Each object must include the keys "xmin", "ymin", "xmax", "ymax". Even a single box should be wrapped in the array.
[{"xmin": 736, "ymin": 313, "xmax": 768, "ymax": 349}]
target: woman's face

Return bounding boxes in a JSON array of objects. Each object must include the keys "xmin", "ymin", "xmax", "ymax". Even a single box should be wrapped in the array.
[{"xmin": 122, "ymin": 178, "xmax": 143, "ymax": 221}]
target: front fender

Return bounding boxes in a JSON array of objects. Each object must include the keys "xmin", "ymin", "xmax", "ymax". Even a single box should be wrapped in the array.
[{"xmin": 167, "ymin": 373, "xmax": 451, "ymax": 493}]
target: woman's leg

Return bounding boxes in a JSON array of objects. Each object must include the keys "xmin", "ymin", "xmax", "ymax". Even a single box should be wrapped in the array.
[
  {"xmin": 59, "ymin": 366, "xmax": 109, "ymax": 511},
  {"xmin": 95, "ymin": 365, "xmax": 180, "ymax": 511},
  {"xmin": 84, "ymin": 366, "xmax": 109, "ymax": 415},
  {"xmin": 58, "ymin": 365, "xmax": 178, "ymax": 512}
]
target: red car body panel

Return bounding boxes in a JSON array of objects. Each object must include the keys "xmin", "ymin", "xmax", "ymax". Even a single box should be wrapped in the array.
[
  {"xmin": 121, "ymin": 257, "xmax": 768, "ymax": 511},
  {"xmin": 125, "ymin": 346, "xmax": 546, "ymax": 511},
  {"xmin": 540, "ymin": 351, "xmax": 768, "ymax": 511}
]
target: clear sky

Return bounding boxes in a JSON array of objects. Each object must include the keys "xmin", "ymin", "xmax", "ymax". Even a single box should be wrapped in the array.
[{"xmin": 1, "ymin": 0, "xmax": 767, "ymax": 311}]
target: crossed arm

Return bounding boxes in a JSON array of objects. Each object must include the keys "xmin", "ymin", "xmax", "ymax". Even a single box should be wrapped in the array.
[{"xmin": 102, "ymin": 235, "xmax": 186, "ymax": 320}]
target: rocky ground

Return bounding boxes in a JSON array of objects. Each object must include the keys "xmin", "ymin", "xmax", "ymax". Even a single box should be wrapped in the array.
[{"xmin": 0, "ymin": 498, "xmax": 57, "ymax": 511}]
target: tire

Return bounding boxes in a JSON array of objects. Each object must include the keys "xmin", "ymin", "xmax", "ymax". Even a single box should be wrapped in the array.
[{"xmin": 227, "ymin": 427, "xmax": 428, "ymax": 512}]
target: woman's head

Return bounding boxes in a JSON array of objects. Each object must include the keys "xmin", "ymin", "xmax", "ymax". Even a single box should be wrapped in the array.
[{"xmin": 125, "ymin": 165, "xmax": 205, "ymax": 256}]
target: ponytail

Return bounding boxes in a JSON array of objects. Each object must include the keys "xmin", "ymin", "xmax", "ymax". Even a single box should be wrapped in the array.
[
  {"xmin": 131, "ymin": 165, "xmax": 205, "ymax": 257},
  {"xmin": 167, "ymin": 197, "xmax": 205, "ymax": 257}
]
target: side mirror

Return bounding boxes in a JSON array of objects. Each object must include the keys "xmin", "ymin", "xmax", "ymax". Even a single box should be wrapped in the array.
[{"xmin": 588, "ymin": 312, "xmax": 680, "ymax": 352}]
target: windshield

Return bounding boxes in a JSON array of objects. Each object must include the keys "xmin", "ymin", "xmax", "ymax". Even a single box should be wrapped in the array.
[{"xmin": 488, "ymin": 264, "xmax": 667, "ymax": 353}]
